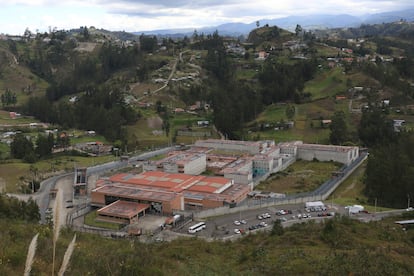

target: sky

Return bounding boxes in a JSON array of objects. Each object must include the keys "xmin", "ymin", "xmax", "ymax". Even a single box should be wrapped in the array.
[{"xmin": 0, "ymin": 0, "xmax": 413, "ymax": 35}]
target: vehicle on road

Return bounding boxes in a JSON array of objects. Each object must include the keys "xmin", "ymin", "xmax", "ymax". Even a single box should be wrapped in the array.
[
  {"xmin": 234, "ymin": 229, "xmax": 241, "ymax": 234},
  {"xmin": 188, "ymin": 222, "xmax": 206, "ymax": 234}
]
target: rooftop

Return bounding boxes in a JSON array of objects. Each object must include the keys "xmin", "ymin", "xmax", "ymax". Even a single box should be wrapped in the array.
[
  {"xmin": 298, "ymin": 143, "xmax": 357, "ymax": 153},
  {"xmin": 107, "ymin": 171, "xmax": 232, "ymax": 194},
  {"xmin": 97, "ymin": 200, "xmax": 150, "ymax": 219}
]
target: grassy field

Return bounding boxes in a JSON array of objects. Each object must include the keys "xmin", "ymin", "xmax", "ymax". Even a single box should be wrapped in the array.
[
  {"xmin": 256, "ymin": 160, "xmax": 342, "ymax": 194},
  {"xmin": 0, "ymin": 154, "xmax": 116, "ymax": 193},
  {"xmin": 304, "ymin": 67, "xmax": 348, "ymax": 100}
]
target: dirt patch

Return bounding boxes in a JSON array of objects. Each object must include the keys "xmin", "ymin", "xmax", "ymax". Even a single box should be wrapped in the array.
[
  {"xmin": 147, "ymin": 116, "xmax": 163, "ymax": 129},
  {"xmin": 0, "ymin": 177, "xmax": 5, "ymax": 193}
]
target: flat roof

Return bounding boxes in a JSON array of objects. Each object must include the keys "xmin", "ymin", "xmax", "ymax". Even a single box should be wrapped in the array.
[
  {"xmin": 158, "ymin": 152, "xmax": 205, "ymax": 166},
  {"xmin": 298, "ymin": 143, "xmax": 358, "ymax": 153},
  {"xmin": 93, "ymin": 183, "xmax": 180, "ymax": 202},
  {"xmin": 186, "ymin": 176, "xmax": 232, "ymax": 193},
  {"xmin": 97, "ymin": 200, "xmax": 150, "ymax": 219},
  {"xmin": 195, "ymin": 139, "xmax": 263, "ymax": 147},
  {"xmin": 108, "ymin": 171, "xmax": 232, "ymax": 194}
]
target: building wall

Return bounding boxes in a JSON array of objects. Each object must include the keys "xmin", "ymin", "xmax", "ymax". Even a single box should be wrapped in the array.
[
  {"xmin": 297, "ymin": 146, "xmax": 359, "ymax": 165},
  {"xmin": 224, "ymin": 172, "xmax": 252, "ymax": 185},
  {"xmin": 162, "ymin": 195, "xmax": 183, "ymax": 214},
  {"xmin": 195, "ymin": 140, "xmax": 261, "ymax": 154},
  {"xmin": 91, "ymin": 191, "xmax": 105, "ymax": 206},
  {"xmin": 183, "ymin": 154, "xmax": 206, "ymax": 175}
]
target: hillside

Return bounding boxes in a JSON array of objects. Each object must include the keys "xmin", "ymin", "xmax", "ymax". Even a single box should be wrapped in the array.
[
  {"xmin": 1, "ymin": 213, "xmax": 414, "ymax": 275},
  {"xmin": 0, "ymin": 23, "xmax": 414, "ymax": 194}
]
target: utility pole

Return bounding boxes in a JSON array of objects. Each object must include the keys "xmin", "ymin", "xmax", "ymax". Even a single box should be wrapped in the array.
[
  {"xmin": 374, "ymin": 198, "xmax": 377, "ymax": 216},
  {"xmin": 408, "ymin": 194, "xmax": 411, "ymax": 209}
]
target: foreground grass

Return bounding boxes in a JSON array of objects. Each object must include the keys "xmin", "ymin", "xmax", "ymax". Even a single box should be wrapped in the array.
[{"xmin": 2, "ymin": 214, "xmax": 414, "ymax": 275}]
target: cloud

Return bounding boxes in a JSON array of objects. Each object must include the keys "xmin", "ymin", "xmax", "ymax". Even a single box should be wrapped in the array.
[{"xmin": 1, "ymin": 0, "xmax": 414, "ymax": 34}]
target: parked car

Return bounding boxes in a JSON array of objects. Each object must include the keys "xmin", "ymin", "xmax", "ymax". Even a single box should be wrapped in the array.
[
  {"xmin": 240, "ymin": 219, "xmax": 247, "ymax": 224},
  {"xmin": 234, "ymin": 229, "xmax": 241, "ymax": 234},
  {"xmin": 234, "ymin": 220, "xmax": 241, "ymax": 226}
]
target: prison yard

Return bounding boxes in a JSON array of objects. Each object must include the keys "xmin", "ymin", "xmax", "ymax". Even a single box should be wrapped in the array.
[{"xmin": 256, "ymin": 160, "xmax": 343, "ymax": 194}]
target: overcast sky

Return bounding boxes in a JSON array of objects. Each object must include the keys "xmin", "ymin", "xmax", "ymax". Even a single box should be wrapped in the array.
[{"xmin": 1, "ymin": 0, "xmax": 413, "ymax": 35}]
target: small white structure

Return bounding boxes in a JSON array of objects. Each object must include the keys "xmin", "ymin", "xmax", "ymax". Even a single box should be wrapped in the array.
[
  {"xmin": 346, "ymin": 205, "xmax": 364, "ymax": 214},
  {"xmin": 305, "ymin": 201, "xmax": 325, "ymax": 209}
]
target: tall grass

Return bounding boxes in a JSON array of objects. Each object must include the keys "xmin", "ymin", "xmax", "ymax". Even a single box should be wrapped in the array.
[
  {"xmin": 24, "ymin": 233, "xmax": 39, "ymax": 276},
  {"xmin": 24, "ymin": 189, "xmax": 77, "ymax": 275},
  {"xmin": 58, "ymin": 234, "xmax": 77, "ymax": 276}
]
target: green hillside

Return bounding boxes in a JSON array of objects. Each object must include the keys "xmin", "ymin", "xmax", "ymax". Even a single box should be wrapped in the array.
[{"xmin": 1, "ymin": 213, "xmax": 413, "ymax": 275}]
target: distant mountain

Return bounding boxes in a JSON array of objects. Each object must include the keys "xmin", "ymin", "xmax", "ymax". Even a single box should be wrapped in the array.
[{"xmin": 134, "ymin": 8, "xmax": 414, "ymax": 37}]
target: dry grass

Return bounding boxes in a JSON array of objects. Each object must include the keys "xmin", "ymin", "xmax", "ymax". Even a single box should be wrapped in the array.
[
  {"xmin": 58, "ymin": 234, "xmax": 77, "ymax": 276},
  {"xmin": 24, "ymin": 233, "xmax": 39, "ymax": 276}
]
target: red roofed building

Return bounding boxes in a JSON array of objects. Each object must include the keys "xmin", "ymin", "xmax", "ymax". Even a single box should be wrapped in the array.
[{"xmin": 91, "ymin": 171, "xmax": 251, "ymax": 217}]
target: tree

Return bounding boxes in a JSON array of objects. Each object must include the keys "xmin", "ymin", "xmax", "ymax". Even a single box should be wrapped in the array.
[
  {"xmin": 329, "ymin": 111, "xmax": 347, "ymax": 145},
  {"xmin": 364, "ymin": 132, "xmax": 414, "ymax": 208},
  {"xmin": 10, "ymin": 133, "xmax": 35, "ymax": 160},
  {"xmin": 271, "ymin": 219, "xmax": 284, "ymax": 236},
  {"xmin": 295, "ymin": 24, "xmax": 303, "ymax": 37},
  {"xmin": 358, "ymin": 107, "xmax": 394, "ymax": 147},
  {"xmin": 35, "ymin": 133, "xmax": 53, "ymax": 158},
  {"xmin": 285, "ymin": 104, "xmax": 295, "ymax": 120}
]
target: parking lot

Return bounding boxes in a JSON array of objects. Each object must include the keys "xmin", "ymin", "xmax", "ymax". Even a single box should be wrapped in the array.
[{"xmin": 173, "ymin": 203, "xmax": 343, "ymax": 239}]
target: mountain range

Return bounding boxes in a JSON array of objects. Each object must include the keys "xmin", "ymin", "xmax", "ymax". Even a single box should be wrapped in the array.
[{"xmin": 134, "ymin": 8, "xmax": 414, "ymax": 37}]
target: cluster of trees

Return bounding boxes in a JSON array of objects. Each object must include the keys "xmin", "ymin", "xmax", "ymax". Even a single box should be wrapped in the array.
[
  {"xmin": 10, "ymin": 132, "xmax": 65, "ymax": 163},
  {"xmin": 0, "ymin": 89, "xmax": 17, "ymax": 107},
  {"xmin": 357, "ymin": 106, "xmax": 413, "ymax": 208},
  {"xmin": 258, "ymin": 59, "xmax": 317, "ymax": 104},
  {"xmin": 364, "ymin": 131, "xmax": 414, "ymax": 208},
  {"xmin": 197, "ymin": 31, "xmax": 317, "ymax": 138},
  {"xmin": 0, "ymin": 194, "xmax": 39, "ymax": 222},
  {"xmin": 362, "ymin": 60, "xmax": 414, "ymax": 98},
  {"xmin": 24, "ymin": 85, "xmax": 138, "ymax": 142}
]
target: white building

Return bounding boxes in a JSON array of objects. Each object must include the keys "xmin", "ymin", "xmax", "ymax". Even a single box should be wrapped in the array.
[
  {"xmin": 143, "ymin": 152, "xmax": 206, "ymax": 175},
  {"xmin": 195, "ymin": 139, "xmax": 267, "ymax": 155},
  {"xmin": 297, "ymin": 143, "xmax": 359, "ymax": 165}
]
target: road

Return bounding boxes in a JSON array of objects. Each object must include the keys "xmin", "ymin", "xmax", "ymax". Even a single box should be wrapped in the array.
[
  {"xmin": 7, "ymin": 147, "xmax": 174, "ymax": 225},
  {"xmin": 173, "ymin": 203, "xmax": 411, "ymax": 240}
]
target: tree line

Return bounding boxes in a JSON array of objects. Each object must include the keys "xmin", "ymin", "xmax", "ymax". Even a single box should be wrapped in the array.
[
  {"xmin": 23, "ymin": 84, "xmax": 139, "ymax": 142},
  {"xmin": 0, "ymin": 194, "xmax": 39, "ymax": 222}
]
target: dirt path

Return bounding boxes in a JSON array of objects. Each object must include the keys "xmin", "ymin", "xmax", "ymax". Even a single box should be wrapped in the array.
[{"xmin": 147, "ymin": 116, "xmax": 163, "ymax": 129}]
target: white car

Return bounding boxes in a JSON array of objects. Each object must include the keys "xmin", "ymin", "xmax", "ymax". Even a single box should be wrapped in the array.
[
  {"xmin": 234, "ymin": 220, "xmax": 241, "ymax": 226},
  {"xmin": 259, "ymin": 221, "xmax": 268, "ymax": 227},
  {"xmin": 234, "ymin": 229, "xmax": 241, "ymax": 234},
  {"xmin": 407, "ymin": 207, "xmax": 414, "ymax": 211},
  {"xmin": 240, "ymin": 219, "xmax": 247, "ymax": 224}
]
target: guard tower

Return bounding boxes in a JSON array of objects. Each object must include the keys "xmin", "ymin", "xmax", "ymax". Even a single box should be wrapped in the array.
[{"xmin": 74, "ymin": 167, "xmax": 88, "ymax": 197}]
